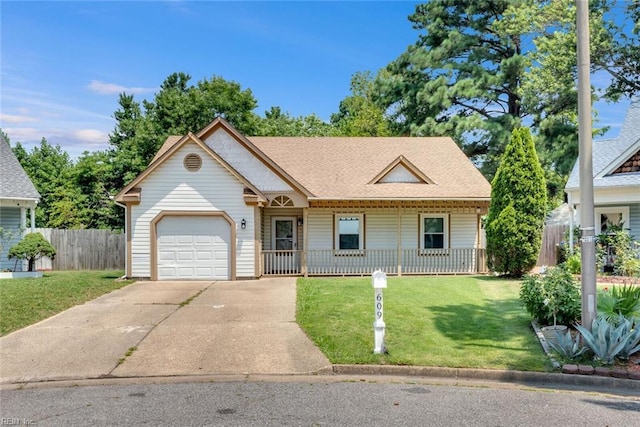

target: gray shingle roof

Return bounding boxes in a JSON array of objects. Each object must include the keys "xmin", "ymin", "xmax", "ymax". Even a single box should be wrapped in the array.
[
  {"xmin": 0, "ymin": 135, "xmax": 40, "ymax": 200},
  {"xmin": 566, "ymin": 99, "xmax": 640, "ymax": 190}
]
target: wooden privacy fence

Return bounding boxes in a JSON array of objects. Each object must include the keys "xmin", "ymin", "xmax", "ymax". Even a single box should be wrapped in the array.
[
  {"xmin": 34, "ymin": 228, "xmax": 125, "ymax": 271},
  {"xmin": 536, "ymin": 224, "xmax": 569, "ymax": 267}
]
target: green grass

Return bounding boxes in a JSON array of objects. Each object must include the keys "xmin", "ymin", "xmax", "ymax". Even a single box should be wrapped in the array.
[
  {"xmin": 297, "ymin": 275, "xmax": 552, "ymax": 372},
  {"xmin": 0, "ymin": 270, "xmax": 133, "ymax": 336}
]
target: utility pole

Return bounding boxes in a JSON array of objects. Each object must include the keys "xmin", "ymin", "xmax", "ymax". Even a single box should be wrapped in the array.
[{"xmin": 576, "ymin": 0, "xmax": 597, "ymax": 330}]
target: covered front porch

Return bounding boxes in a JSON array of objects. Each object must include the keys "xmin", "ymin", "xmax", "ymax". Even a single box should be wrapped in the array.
[{"xmin": 259, "ymin": 199, "xmax": 488, "ymax": 277}]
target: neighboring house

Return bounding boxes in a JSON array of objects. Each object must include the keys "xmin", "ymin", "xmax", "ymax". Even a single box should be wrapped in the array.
[
  {"xmin": 565, "ymin": 100, "xmax": 640, "ymax": 250},
  {"xmin": 115, "ymin": 118, "xmax": 491, "ymax": 280},
  {"xmin": 0, "ymin": 135, "xmax": 40, "ymax": 272}
]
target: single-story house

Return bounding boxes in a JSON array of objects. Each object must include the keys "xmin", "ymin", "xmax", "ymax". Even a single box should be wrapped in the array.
[
  {"xmin": 0, "ymin": 135, "xmax": 40, "ymax": 273},
  {"xmin": 115, "ymin": 118, "xmax": 491, "ymax": 280},
  {"xmin": 565, "ymin": 99, "xmax": 640, "ymax": 249}
]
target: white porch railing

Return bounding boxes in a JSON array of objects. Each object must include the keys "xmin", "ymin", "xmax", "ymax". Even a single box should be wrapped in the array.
[
  {"xmin": 262, "ymin": 248, "xmax": 487, "ymax": 276},
  {"xmin": 263, "ymin": 250, "xmax": 302, "ymax": 275}
]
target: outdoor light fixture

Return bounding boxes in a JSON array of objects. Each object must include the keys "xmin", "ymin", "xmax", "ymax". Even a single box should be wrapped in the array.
[
  {"xmin": 241, "ymin": 219, "xmax": 246, "ymax": 229},
  {"xmin": 297, "ymin": 217, "xmax": 303, "ymax": 226}
]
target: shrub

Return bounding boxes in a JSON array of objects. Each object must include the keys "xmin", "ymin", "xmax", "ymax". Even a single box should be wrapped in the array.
[
  {"xmin": 596, "ymin": 225, "xmax": 640, "ymax": 276},
  {"xmin": 7, "ymin": 232, "xmax": 56, "ymax": 272},
  {"xmin": 519, "ymin": 265, "xmax": 581, "ymax": 326},
  {"xmin": 486, "ymin": 127, "xmax": 547, "ymax": 277},
  {"xmin": 564, "ymin": 250, "xmax": 581, "ymax": 274}
]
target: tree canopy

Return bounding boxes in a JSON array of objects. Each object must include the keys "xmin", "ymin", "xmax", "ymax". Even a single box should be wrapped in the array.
[
  {"xmin": 5, "ymin": 1, "xmax": 639, "ymax": 230},
  {"xmin": 372, "ymin": 0, "xmax": 639, "ymax": 184}
]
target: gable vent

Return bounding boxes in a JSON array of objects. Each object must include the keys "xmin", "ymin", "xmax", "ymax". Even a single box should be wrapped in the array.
[{"xmin": 184, "ymin": 153, "xmax": 202, "ymax": 172}]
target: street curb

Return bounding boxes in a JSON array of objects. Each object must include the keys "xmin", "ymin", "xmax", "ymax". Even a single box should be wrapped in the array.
[
  {"xmin": 3, "ymin": 366, "xmax": 639, "ymax": 394},
  {"xmin": 331, "ymin": 364, "xmax": 640, "ymax": 393}
]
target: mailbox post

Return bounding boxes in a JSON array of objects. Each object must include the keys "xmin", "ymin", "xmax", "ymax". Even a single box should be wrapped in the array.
[{"xmin": 372, "ymin": 270, "xmax": 387, "ymax": 354}]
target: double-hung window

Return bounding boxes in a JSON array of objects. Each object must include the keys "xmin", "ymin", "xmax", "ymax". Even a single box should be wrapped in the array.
[
  {"xmin": 335, "ymin": 214, "xmax": 364, "ymax": 251},
  {"xmin": 594, "ymin": 207, "xmax": 629, "ymax": 235},
  {"xmin": 420, "ymin": 214, "xmax": 448, "ymax": 250}
]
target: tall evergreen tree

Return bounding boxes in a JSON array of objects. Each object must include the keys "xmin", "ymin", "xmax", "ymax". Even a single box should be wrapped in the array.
[
  {"xmin": 374, "ymin": 0, "xmax": 526, "ymax": 178},
  {"xmin": 486, "ymin": 127, "xmax": 547, "ymax": 277}
]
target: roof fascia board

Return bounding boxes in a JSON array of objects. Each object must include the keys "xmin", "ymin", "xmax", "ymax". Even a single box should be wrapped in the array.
[{"xmin": 307, "ymin": 197, "xmax": 492, "ymax": 201}]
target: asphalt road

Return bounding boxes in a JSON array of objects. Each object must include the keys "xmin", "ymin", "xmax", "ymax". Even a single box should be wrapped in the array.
[{"xmin": 2, "ymin": 377, "xmax": 639, "ymax": 426}]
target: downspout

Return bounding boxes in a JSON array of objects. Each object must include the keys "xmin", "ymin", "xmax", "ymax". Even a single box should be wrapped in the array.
[
  {"xmin": 30, "ymin": 201, "xmax": 37, "ymax": 233},
  {"xmin": 567, "ymin": 192, "xmax": 574, "ymax": 253}
]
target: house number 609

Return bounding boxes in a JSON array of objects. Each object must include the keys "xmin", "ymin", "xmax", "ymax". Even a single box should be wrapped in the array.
[{"xmin": 376, "ymin": 292, "xmax": 383, "ymax": 319}]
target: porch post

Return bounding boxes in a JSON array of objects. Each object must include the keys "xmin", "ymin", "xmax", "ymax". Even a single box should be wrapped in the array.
[
  {"xmin": 30, "ymin": 205, "xmax": 36, "ymax": 232},
  {"xmin": 397, "ymin": 206, "xmax": 402, "ymax": 276},
  {"xmin": 477, "ymin": 208, "xmax": 482, "ymax": 273},
  {"xmin": 302, "ymin": 207, "xmax": 308, "ymax": 277}
]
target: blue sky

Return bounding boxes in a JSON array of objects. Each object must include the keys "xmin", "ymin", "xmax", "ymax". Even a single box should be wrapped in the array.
[{"xmin": 0, "ymin": 0, "xmax": 631, "ymax": 159}]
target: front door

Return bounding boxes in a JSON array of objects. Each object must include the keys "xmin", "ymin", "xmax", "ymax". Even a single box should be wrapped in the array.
[{"xmin": 270, "ymin": 217, "xmax": 299, "ymax": 274}]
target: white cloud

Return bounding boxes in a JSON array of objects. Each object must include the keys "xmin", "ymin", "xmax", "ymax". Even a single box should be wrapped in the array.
[
  {"xmin": 73, "ymin": 129, "xmax": 109, "ymax": 144},
  {"xmin": 0, "ymin": 114, "xmax": 37, "ymax": 123},
  {"xmin": 87, "ymin": 80, "xmax": 155, "ymax": 95},
  {"xmin": 2, "ymin": 127, "xmax": 110, "ymax": 159}
]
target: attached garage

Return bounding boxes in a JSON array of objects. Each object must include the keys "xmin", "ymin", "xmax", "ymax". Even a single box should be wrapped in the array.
[{"xmin": 155, "ymin": 215, "xmax": 232, "ymax": 280}]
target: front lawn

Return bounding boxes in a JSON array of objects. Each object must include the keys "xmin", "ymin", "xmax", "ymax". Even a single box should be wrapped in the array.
[
  {"xmin": 0, "ymin": 271, "xmax": 133, "ymax": 336},
  {"xmin": 297, "ymin": 275, "xmax": 551, "ymax": 372}
]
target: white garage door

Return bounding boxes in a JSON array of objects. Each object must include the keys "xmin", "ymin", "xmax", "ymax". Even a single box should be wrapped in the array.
[{"xmin": 156, "ymin": 216, "xmax": 230, "ymax": 280}]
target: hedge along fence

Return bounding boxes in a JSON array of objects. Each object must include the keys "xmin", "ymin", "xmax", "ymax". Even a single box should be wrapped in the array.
[{"xmin": 34, "ymin": 228, "xmax": 125, "ymax": 271}]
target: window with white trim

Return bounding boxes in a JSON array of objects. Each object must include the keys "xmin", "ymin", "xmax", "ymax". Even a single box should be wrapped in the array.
[
  {"xmin": 420, "ymin": 214, "xmax": 449, "ymax": 249},
  {"xmin": 335, "ymin": 214, "xmax": 364, "ymax": 250},
  {"xmin": 594, "ymin": 207, "xmax": 630, "ymax": 235}
]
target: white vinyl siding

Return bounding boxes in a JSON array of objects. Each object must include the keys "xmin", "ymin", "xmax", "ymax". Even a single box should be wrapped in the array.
[
  {"xmin": 0, "ymin": 207, "xmax": 24, "ymax": 271},
  {"xmin": 366, "ymin": 213, "xmax": 396, "ymax": 249},
  {"xmin": 450, "ymin": 213, "xmax": 478, "ymax": 248},
  {"xmin": 130, "ymin": 141, "xmax": 255, "ymax": 278},
  {"xmin": 307, "ymin": 211, "xmax": 333, "ymax": 250}
]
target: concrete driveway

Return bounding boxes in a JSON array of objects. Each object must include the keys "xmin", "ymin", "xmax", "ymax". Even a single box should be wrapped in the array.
[{"xmin": 0, "ymin": 278, "xmax": 331, "ymax": 384}]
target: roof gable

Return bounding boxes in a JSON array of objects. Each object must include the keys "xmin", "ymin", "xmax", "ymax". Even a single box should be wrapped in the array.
[
  {"xmin": 566, "ymin": 100, "xmax": 640, "ymax": 190},
  {"xmin": 0, "ymin": 135, "xmax": 40, "ymax": 201},
  {"xmin": 114, "ymin": 130, "xmax": 267, "ymax": 203},
  {"xmin": 369, "ymin": 155, "xmax": 435, "ymax": 184}
]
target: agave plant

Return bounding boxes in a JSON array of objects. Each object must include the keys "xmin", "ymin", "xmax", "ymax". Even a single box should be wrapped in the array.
[
  {"xmin": 575, "ymin": 317, "xmax": 631, "ymax": 364},
  {"xmin": 546, "ymin": 329, "xmax": 588, "ymax": 360},
  {"xmin": 618, "ymin": 316, "xmax": 640, "ymax": 360}
]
